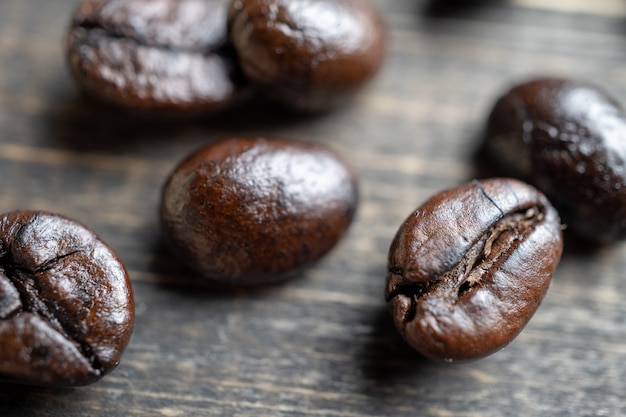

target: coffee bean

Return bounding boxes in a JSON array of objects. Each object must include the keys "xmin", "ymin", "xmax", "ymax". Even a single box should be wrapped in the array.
[
  {"xmin": 160, "ymin": 137, "xmax": 358, "ymax": 285},
  {"xmin": 484, "ymin": 77, "xmax": 626, "ymax": 242},
  {"xmin": 385, "ymin": 178, "xmax": 562, "ymax": 362},
  {"xmin": 0, "ymin": 211, "xmax": 134, "ymax": 386},
  {"xmin": 227, "ymin": 0, "xmax": 387, "ymax": 111},
  {"xmin": 66, "ymin": 0, "xmax": 248, "ymax": 114}
]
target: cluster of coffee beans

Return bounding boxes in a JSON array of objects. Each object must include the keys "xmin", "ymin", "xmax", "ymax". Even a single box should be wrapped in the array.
[
  {"xmin": 4, "ymin": 0, "xmax": 626, "ymax": 389},
  {"xmin": 0, "ymin": 0, "xmax": 385, "ymax": 387},
  {"xmin": 66, "ymin": 0, "xmax": 388, "ymax": 114},
  {"xmin": 384, "ymin": 77, "xmax": 626, "ymax": 362}
]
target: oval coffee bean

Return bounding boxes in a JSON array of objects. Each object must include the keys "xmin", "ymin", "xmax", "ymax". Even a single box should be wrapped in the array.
[
  {"xmin": 66, "ymin": 0, "xmax": 248, "ymax": 114},
  {"xmin": 485, "ymin": 77, "xmax": 626, "ymax": 242},
  {"xmin": 0, "ymin": 211, "xmax": 134, "ymax": 386},
  {"xmin": 385, "ymin": 178, "xmax": 563, "ymax": 362},
  {"xmin": 160, "ymin": 137, "xmax": 358, "ymax": 285},
  {"xmin": 227, "ymin": 0, "xmax": 387, "ymax": 111}
]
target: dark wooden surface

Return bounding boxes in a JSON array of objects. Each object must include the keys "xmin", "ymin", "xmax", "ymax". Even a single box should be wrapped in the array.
[{"xmin": 2, "ymin": 0, "xmax": 626, "ymax": 415}]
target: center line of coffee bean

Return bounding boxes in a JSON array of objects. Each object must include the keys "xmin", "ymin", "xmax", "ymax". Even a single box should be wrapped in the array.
[
  {"xmin": 386, "ymin": 206, "xmax": 545, "ymax": 323},
  {"xmin": 0, "ymin": 249, "xmax": 103, "ymax": 373}
]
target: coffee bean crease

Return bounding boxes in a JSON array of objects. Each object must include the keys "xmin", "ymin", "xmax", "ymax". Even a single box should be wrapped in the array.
[
  {"xmin": 385, "ymin": 178, "xmax": 562, "ymax": 362},
  {"xmin": 0, "ymin": 211, "xmax": 134, "ymax": 386},
  {"xmin": 387, "ymin": 206, "xmax": 544, "ymax": 318},
  {"xmin": 1, "ymin": 246, "xmax": 104, "ymax": 373}
]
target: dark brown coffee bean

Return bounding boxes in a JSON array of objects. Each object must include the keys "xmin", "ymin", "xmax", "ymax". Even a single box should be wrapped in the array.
[
  {"xmin": 385, "ymin": 178, "xmax": 562, "ymax": 362},
  {"xmin": 0, "ymin": 211, "xmax": 134, "ymax": 386},
  {"xmin": 160, "ymin": 137, "xmax": 358, "ymax": 285},
  {"xmin": 485, "ymin": 77, "xmax": 626, "ymax": 242},
  {"xmin": 66, "ymin": 0, "xmax": 248, "ymax": 114},
  {"xmin": 227, "ymin": 0, "xmax": 387, "ymax": 111}
]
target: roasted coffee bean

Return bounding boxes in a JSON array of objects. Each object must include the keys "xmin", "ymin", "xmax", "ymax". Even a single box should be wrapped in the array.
[
  {"xmin": 0, "ymin": 211, "xmax": 134, "ymax": 387},
  {"xmin": 227, "ymin": 0, "xmax": 387, "ymax": 111},
  {"xmin": 485, "ymin": 77, "xmax": 626, "ymax": 242},
  {"xmin": 66, "ymin": 0, "xmax": 247, "ymax": 114},
  {"xmin": 160, "ymin": 137, "xmax": 358, "ymax": 285},
  {"xmin": 385, "ymin": 178, "xmax": 562, "ymax": 362}
]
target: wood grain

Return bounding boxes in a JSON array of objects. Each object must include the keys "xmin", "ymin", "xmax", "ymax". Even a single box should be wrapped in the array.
[{"xmin": 2, "ymin": 0, "xmax": 626, "ymax": 416}]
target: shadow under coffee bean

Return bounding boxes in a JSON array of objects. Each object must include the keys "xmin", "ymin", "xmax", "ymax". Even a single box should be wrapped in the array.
[
  {"xmin": 0, "ymin": 211, "xmax": 134, "ymax": 387},
  {"xmin": 385, "ymin": 178, "xmax": 563, "ymax": 362}
]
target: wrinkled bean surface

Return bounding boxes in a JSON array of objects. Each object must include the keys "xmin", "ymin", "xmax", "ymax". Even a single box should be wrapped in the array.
[
  {"xmin": 0, "ymin": 211, "xmax": 134, "ymax": 386},
  {"xmin": 385, "ymin": 178, "xmax": 562, "ymax": 362}
]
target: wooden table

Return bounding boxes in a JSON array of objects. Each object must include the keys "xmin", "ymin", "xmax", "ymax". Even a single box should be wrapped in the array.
[{"xmin": 2, "ymin": 0, "xmax": 626, "ymax": 415}]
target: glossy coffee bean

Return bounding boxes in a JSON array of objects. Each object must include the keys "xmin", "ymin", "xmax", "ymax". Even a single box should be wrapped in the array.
[
  {"xmin": 385, "ymin": 178, "xmax": 562, "ymax": 362},
  {"xmin": 0, "ymin": 211, "xmax": 134, "ymax": 386},
  {"xmin": 485, "ymin": 77, "xmax": 626, "ymax": 242},
  {"xmin": 160, "ymin": 137, "xmax": 358, "ymax": 285},
  {"xmin": 66, "ymin": 0, "xmax": 247, "ymax": 114},
  {"xmin": 227, "ymin": 0, "xmax": 387, "ymax": 111}
]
